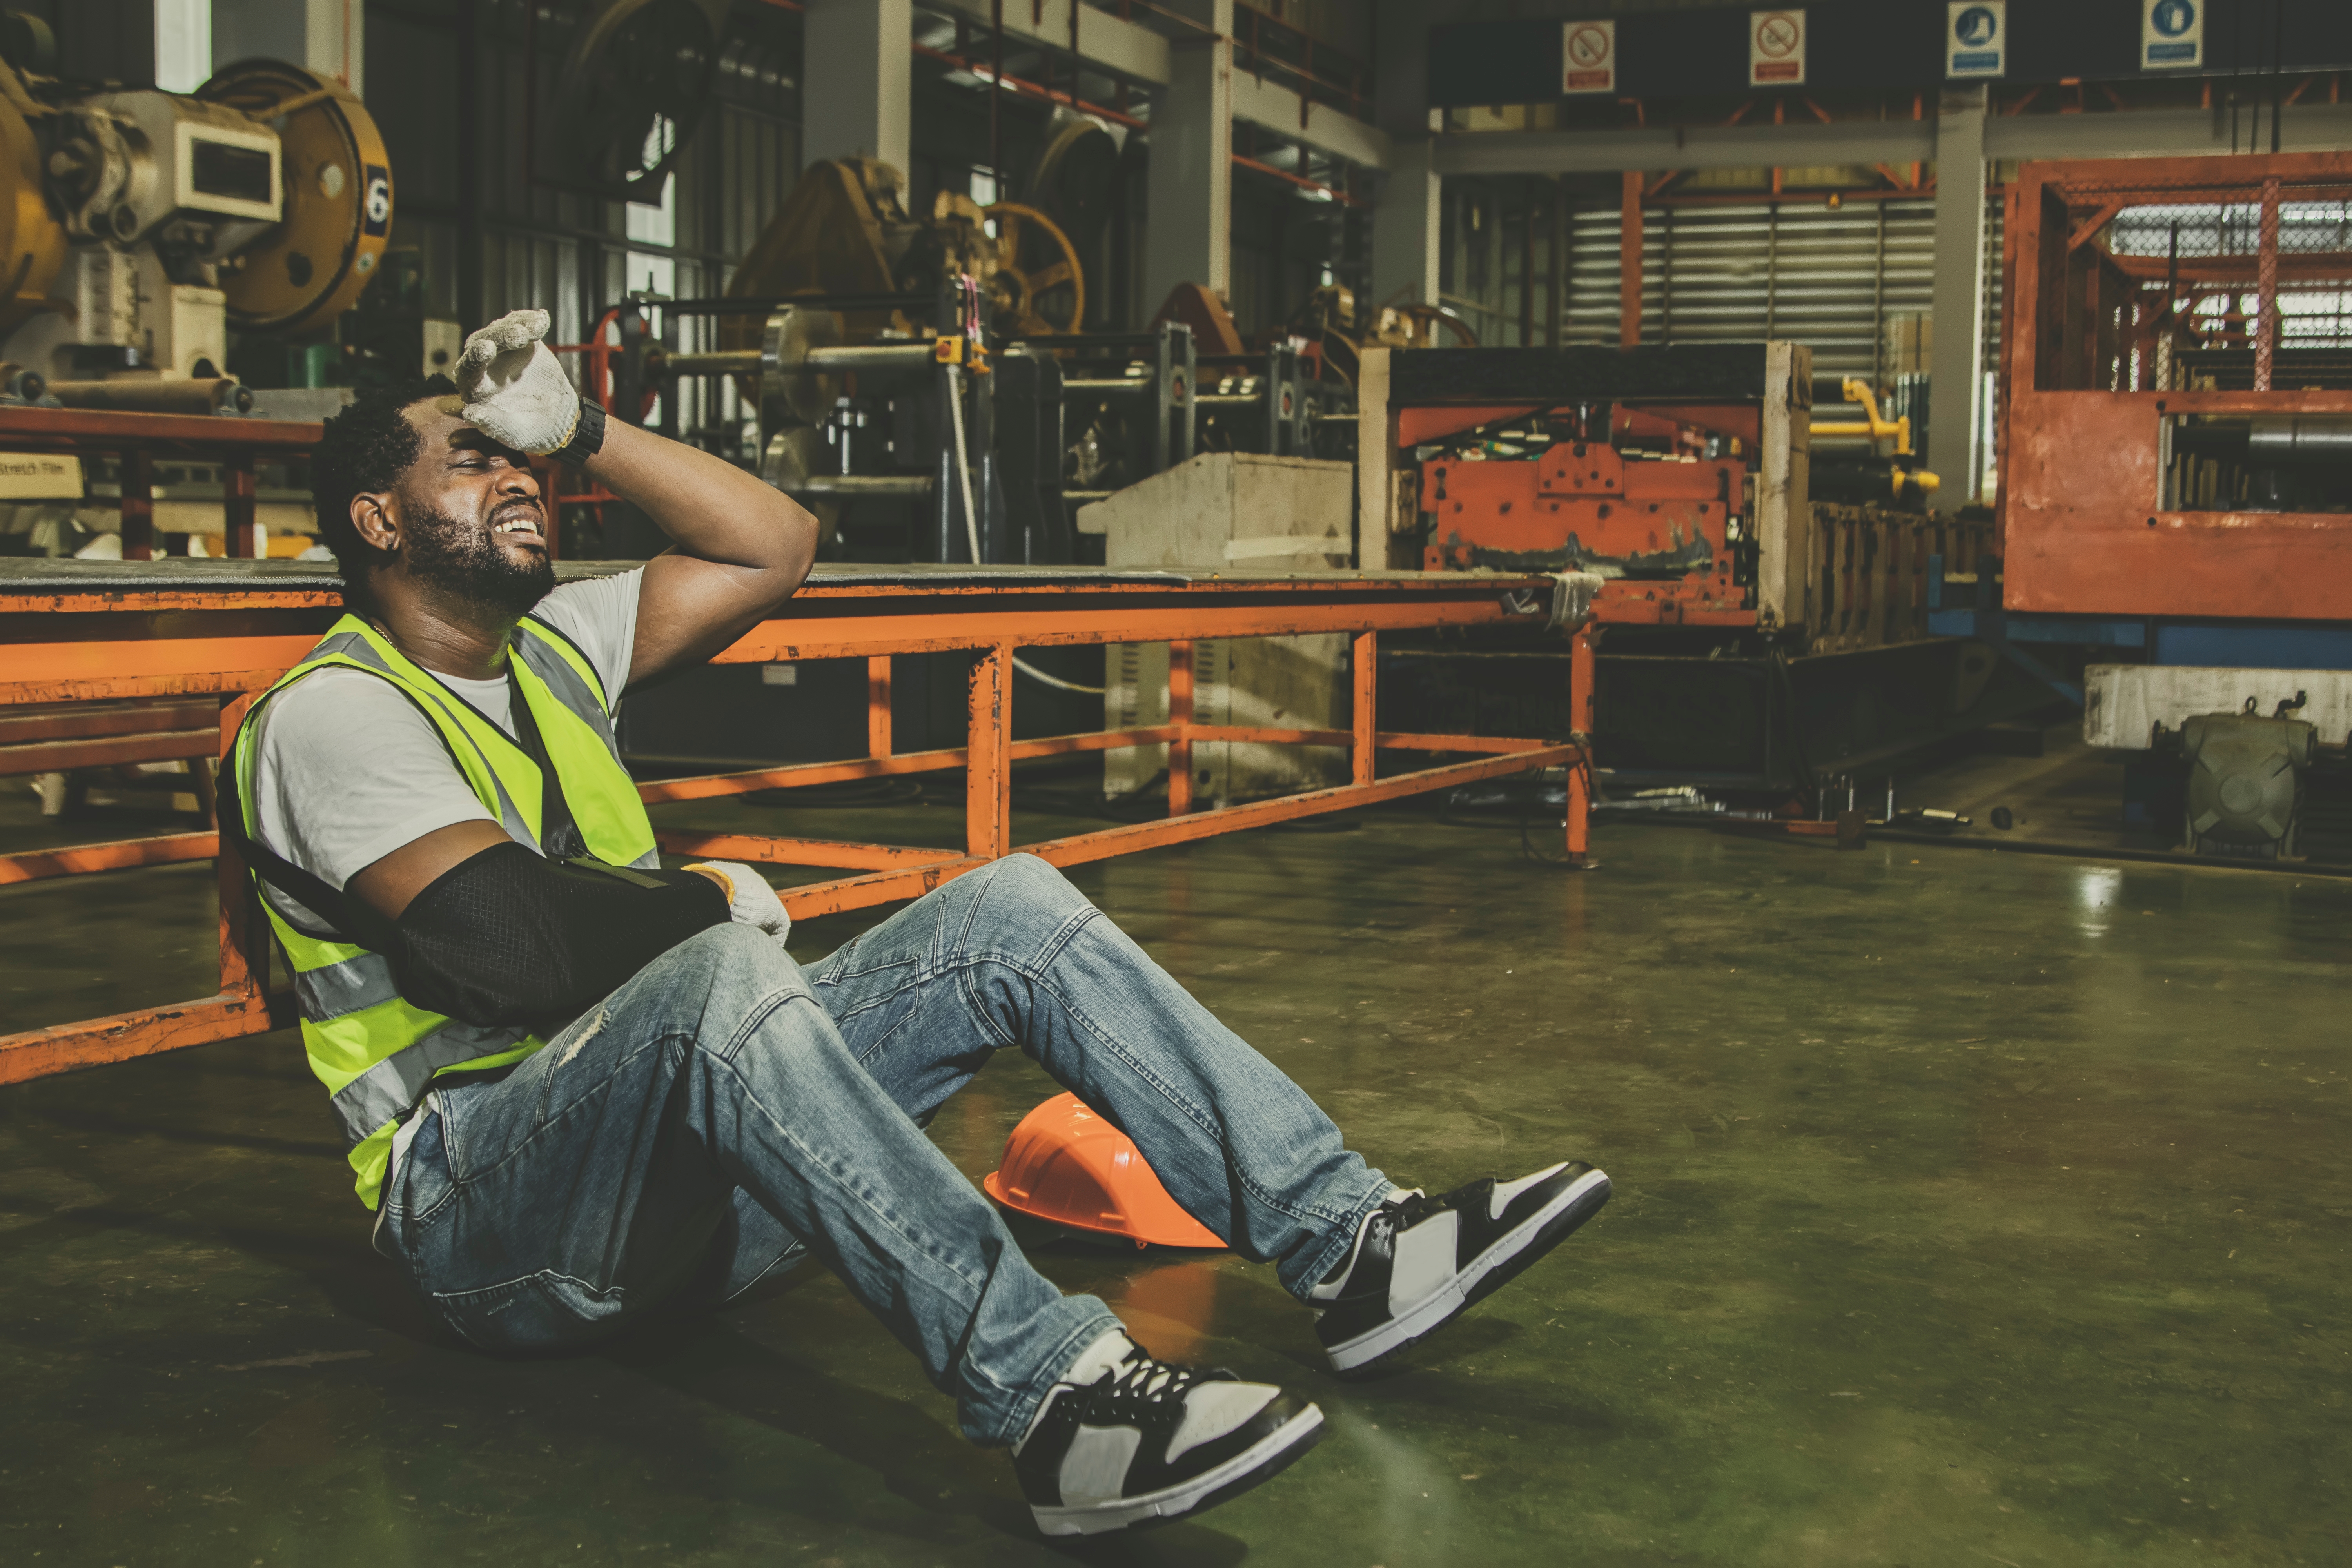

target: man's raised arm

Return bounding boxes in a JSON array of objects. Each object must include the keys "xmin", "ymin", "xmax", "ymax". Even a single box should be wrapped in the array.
[{"xmin": 455, "ymin": 309, "xmax": 821, "ymax": 688}]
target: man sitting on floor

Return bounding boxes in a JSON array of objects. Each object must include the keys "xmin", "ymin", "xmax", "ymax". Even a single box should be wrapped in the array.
[{"xmin": 225, "ymin": 310, "xmax": 1612, "ymax": 1537}]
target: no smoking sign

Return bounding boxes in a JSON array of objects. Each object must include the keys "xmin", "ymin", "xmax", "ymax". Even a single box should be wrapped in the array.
[
  {"xmin": 1560, "ymin": 18, "xmax": 1616, "ymax": 95},
  {"xmin": 1749, "ymin": 7, "xmax": 1807, "ymax": 85}
]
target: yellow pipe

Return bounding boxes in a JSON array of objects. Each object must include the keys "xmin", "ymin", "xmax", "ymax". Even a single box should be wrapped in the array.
[{"xmin": 1811, "ymin": 377, "xmax": 1911, "ymax": 454}]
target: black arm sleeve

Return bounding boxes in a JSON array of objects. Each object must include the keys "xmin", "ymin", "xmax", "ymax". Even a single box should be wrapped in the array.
[{"xmin": 391, "ymin": 842, "xmax": 731, "ymax": 1027}]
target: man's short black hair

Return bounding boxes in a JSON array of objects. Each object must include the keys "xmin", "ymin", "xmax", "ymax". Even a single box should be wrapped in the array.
[{"xmin": 311, "ymin": 375, "xmax": 456, "ymax": 606}]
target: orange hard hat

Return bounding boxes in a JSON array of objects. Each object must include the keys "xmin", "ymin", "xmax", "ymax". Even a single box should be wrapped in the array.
[{"xmin": 983, "ymin": 1092, "xmax": 1225, "ymax": 1250}]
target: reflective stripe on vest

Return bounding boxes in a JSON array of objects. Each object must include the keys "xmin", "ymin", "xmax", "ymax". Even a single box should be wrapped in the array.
[
  {"xmin": 234, "ymin": 610, "xmax": 658, "ymax": 1210},
  {"xmin": 329, "ymin": 1018, "xmax": 535, "ymax": 1143},
  {"xmin": 295, "ymin": 949, "xmax": 401, "ymax": 1023}
]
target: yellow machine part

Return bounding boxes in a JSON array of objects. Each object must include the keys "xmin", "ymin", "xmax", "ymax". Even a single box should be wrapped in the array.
[
  {"xmin": 199, "ymin": 60, "xmax": 392, "ymax": 333},
  {"xmin": 0, "ymin": 87, "xmax": 66, "ymax": 339},
  {"xmin": 1811, "ymin": 377, "xmax": 1912, "ymax": 454},
  {"xmin": 984, "ymin": 202, "xmax": 1082, "ymax": 336},
  {"xmin": 718, "ymin": 157, "xmax": 907, "ymax": 386}
]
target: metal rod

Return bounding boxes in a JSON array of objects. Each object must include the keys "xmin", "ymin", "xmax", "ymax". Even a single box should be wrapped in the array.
[
  {"xmin": 806, "ymin": 343, "xmax": 941, "ymax": 373},
  {"xmin": 780, "ymin": 475, "xmax": 936, "ymax": 498},
  {"xmin": 49, "ymin": 380, "xmax": 252, "ymax": 416},
  {"xmin": 1004, "ymin": 331, "xmax": 1169, "ymax": 346},
  {"xmin": 641, "ymin": 294, "xmax": 929, "ymax": 316},
  {"xmin": 1062, "ymin": 377, "xmax": 1156, "ymax": 396},
  {"xmin": 653, "ymin": 350, "xmax": 765, "ymax": 376}
]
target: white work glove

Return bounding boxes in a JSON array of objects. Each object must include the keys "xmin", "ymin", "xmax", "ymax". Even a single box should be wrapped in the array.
[
  {"xmin": 454, "ymin": 309, "xmax": 586, "ymax": 456},
  {"xmin": 683, "ymin": 860, "xmax": 791, "ymax": 943}
]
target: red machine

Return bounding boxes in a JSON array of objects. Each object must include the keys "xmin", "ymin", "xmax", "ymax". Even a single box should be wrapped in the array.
[
  {"xmin": 1366, "ymin": 345, "xmax": 2015, "ymax": 796},
  {"xmin": 1419, "ymin": 428, "xmax": 1752, "ymax": 628},
  {"xmin": 1999, "ymin": 151, "xmax": 2352, "ymax": 621}
]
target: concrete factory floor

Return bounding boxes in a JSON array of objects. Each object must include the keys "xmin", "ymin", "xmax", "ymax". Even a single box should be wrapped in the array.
[{"xmin": 2, "ymin": 783, "xmax": 2348, "ymax": 1565}]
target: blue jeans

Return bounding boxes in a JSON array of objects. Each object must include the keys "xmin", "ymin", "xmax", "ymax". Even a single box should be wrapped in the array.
[{"xmin": 376, "ymin": 853, "xmax": 1395, "ymax": 1446}]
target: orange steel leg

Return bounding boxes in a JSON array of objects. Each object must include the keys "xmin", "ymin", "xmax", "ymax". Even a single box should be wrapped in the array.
[
  {"xmin": 1351, "ymin": 630, "xmax": 1377, "ymax": 787},
  {"xmin": 1567, "ymin": 626, "xmax": 1595, "ymax": 866},
  {"xmin": 214, "ymin": 692, "xmax": 268, "ymax": 1006},
  {"xmin": 120, "ymin": 447, "xmax": 154, "ymax": 560},
  {"xmin": 223, "ymin": 452, "xmax": 258, "ymax": 559},
  {"xmin": 966, "ymin": 644, "xmax": 1011, "ymax": 858},
  {"xmin": 1167, "ymin": 639, "xmax": 1194, "ymax": 817},
  {"xmin": 0, "ymin": 690, "xmax": 278, "ymax": 1084},
  {"xmin": 867, "ymin": 655, "xmax": 893, "ymax": 757}
]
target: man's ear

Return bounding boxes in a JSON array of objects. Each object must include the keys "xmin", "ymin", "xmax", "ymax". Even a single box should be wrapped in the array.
[{"xmin": 351, "ymin": 490, "xmax": 399, "ymax": 553}]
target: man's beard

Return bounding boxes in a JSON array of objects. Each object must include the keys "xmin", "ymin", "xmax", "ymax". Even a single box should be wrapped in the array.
[{"xmin": 400, "ymin": 500, "xmax": 554, "ymax": 615}]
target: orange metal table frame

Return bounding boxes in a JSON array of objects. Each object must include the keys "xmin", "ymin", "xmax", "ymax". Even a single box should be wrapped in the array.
[{"xmin": 0, "ymin": 561, "xmax": 1592, "ymax": 1085}]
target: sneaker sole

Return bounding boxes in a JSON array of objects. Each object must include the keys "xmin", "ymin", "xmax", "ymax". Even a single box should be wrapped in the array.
[
  {"xmin": 1030, "ymin": 1403, "xmax": 1326, "ymax": 1537},
  {"xmin": 1323, "ymin": 1166, "xmax": 1611, "ymax": 1376}
]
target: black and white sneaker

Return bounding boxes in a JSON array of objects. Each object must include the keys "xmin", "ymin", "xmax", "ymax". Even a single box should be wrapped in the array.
[
  {"xmin": 1013, "ymin": 1346, "xmax": 1324, "ymax": 1536},
  {"xmin": 1313, "ymin": 1160, "xmax": 1611, "ymax": 1376}
]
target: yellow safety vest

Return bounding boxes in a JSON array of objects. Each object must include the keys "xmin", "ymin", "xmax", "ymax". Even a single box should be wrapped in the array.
[{"xmin": 229, "ymin": 613, "xmax": 657, "ymax": 1210}]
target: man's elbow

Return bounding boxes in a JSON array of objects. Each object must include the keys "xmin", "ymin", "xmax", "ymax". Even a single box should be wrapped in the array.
[{"xmin": 754, "ymin": 495, "xmax": 821, "ymax": 603}]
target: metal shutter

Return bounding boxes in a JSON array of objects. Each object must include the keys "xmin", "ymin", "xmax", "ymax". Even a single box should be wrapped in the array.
[{"xmin": 1564, "ymin": 199, "xmax": 1938, "ymax": 383}]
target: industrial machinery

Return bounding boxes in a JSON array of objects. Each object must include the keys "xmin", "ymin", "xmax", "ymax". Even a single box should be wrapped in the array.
[
  {"xmin": 1947, "ymin": 151, "xmax": 2352, "ymax": 859},
  {"xmin": 1031, "ymin": 322, "xmax": 1196, "ymax": 514},
  {"xmin": 1809, "ymin": 377, "xmax": 1939, "ymax": 508},
  {"xmin": 599, "ymin": 144, "xmax": 1350, "ymax": 771},
  {"xmin": 2169, "ymin": 701, "xmax": 2319, "ymax": 860},
  {"xmin": 0, "ymin": 49, "xmax": 390, "ymax": 410},
  {"xmin": 1366, "ymin": 342, "xmax": 2031, "ymax": 793},
  {"xmin": 548, "ymin": 0, "xmax": 727, "ymax": 203},
  {"xmin": 609, "ymin": 158, "xmax": 1214, "ymax": 574}
]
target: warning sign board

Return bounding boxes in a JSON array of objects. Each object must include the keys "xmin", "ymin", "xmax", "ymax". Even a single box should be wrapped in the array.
[
  {"xmin": 1947, "ymin": 1, "xmax": 2005, "ymax": 78},
  {"xmin": 1749, "ymin": 8, "xmax": 1807, "ymax": 86},
  {"xmin": 2142, "ymin": 0, "xmax": 2202, "ymax": 70},
  {"xmin": 1560, "ymin": 19, "xmax": 1617, "ymax": 95}
]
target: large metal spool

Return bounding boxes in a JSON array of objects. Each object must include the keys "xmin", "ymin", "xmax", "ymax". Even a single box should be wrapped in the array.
[
  {"xmin": 761, "ymin": 303, "xmax": 843, "ymax": 425},
  {"xmin": 197, "ymin": 60, "xmax": 394, "ymax": 333}
]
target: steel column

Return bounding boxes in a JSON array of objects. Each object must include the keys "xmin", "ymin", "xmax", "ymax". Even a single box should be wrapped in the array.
[
  {"xmin": 1568, "ymin": 626, "xmax": 1595, "ymax": 865},
  {"xmin": 966, "ymin": 643, "xmax": 1011, "ymax": 858},
  {"xmin": 222, "ymin": 453, "xmax": 258, "ymax": 558},
  {"xmin": 1619, "ymin": 170, "xmax": 1644, "ymax": 347},
  {"xmin": 119, "ymin": 448, "xmax": 153, "ymax": 560},
  {"xmin": 866, "ymin": 654, "xmax": 893, "ymax": 756},
  {"xmin": 2256, "ymin": 175, "xmax": 2282, "ymax": 392},
  {"xmin": 1352, "ymin": 629, "xmax": 1377, "ymax": 786},
  {"xmin": 1167, "ymin": 637, "xmax": 1194, "ymax": 816}
]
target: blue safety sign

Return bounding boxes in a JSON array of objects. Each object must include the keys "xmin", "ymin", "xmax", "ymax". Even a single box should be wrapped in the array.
[
  {"xmin": 2143, "ymin": 0, "xmax": 2201, "ymax": 68},
  {"xmin": 1948, "ymin": 1, "xmax": 2003, "ymax": 78}
]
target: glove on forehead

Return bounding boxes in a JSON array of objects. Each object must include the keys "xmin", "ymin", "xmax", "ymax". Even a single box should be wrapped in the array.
[
  {"xmin": 460, "ymin": 309, "xmax": 552, "ymax": 368},
  {"xmin": 452, "ymin": 305, "xmax": 584, "ymax": 456}
]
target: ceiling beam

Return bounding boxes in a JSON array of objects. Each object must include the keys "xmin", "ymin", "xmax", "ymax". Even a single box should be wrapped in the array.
[
  {"xmin": 920, "ymin": 1, "xmax": 1387, "ymax": 167},
  {"xmin": 924, "ymin": 0, "xmax": 1169, "ymax": 87},
  {"xmin": 1432, "ymin": 104, "xmax": 2352, "ymax": 178},
  {"xmin": 1232, "ymin": 70, "xmax": 1391, "ymax": 169},
  {"xmin": 1434, "ymin": 118, "xmax": 1934, "ymax": 177}
]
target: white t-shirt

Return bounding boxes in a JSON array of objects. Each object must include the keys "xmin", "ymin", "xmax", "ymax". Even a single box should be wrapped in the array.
[{"xmin": 249, "ymin": 569, "xmax": 645, "ymax": 927}]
